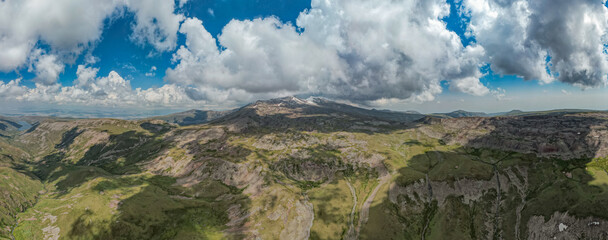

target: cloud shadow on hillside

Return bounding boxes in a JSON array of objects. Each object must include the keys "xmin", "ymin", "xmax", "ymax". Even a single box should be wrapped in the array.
[{"xmin": 363, "ymin": 114, "xmax": 608, "ymax": 240}]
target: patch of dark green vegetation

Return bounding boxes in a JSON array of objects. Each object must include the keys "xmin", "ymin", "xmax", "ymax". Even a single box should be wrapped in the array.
[
  {"xmin": 55, "ymin": 127, "xmax": 84, "ymax": 149},
  {"xmin": 24, "ymin": 122, "xmax": 39, "ymax": 134},
  {"xmin": 294, "ymin": 180, "xmax": 323, "ymax": 191},
  {"xmin": 403, "ymin": 139, "xmax": 435, "ymax": 148},
  {"xmin": 29, "ymin": 152, "xmax": 66, "ymax": 180},
  {"xmin": 177, "ymin": 180, "xmax": 243, "ymax": 200},
  {"xmin": 520, "ymin": 156, "xmax": 608, "ymax": 226},
  {"xmin": 187, "ymin": 135, "xmax": 252, "ymax": 163},
  {"xmin": 272, "ymin": 151, "xmax": 340, "ymax": 184},
  {"xmin": 139, "ymin": 122, "xmax": 173, "ymax": 135},
  {"xmin": 72, "ymin": 175, "xmax": 252, "ymax": 240},
  {"xmin": 80, "ymin": 130, "xmax": 168, "ymax": 174},
  {"xmin": 0, "ymin": 167, "xmax": 44, "ymax": 238},
  {"xmin": 342, "ymin": 163, "xmax": 378, "ymax": 181},
  {"xmin": 0, "ymin": 119, "xmax": 22, "ymax": 129}
]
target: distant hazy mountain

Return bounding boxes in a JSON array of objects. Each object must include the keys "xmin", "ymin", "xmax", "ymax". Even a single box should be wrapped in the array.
[
  {"xmin": 445, "ymin": 110, "xmax": 488, "ymax": 118},
  {"xmin": 432, "ymin": 109, "xmax": 603, "ymax": 118},
  {"xmin": 491, "ymin": 109, "xmax": 601, "ymax": 117},
  {"xmin": 488, "ymin": 109, "xmax": 524, "ymax": 116},
  {"xmin": 430, "ymin": 110, "xmax": 488, "ymax": 118},
  {"xmin": 149, "ymin": 109, "xmax": 234, "ymax": 126}
]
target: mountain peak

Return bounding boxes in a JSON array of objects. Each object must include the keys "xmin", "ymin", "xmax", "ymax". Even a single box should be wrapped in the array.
[{"xmin": 251, "ymin": 96, "xmax": 317, "ymax": 107}]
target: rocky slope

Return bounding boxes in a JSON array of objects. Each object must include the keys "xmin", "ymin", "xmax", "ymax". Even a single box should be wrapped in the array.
[{"xmin": 0, "ymin": 97, "xmax": 607, "ymax": 239}]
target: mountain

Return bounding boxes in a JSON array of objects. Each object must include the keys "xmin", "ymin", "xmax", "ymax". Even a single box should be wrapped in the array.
[
  {"xmin": 434, "ymin": 109, "xmax": 604, "ymax": 118},
  {"xmin": 148, "ymin": 97, "xmax": 424, "ymax": 127},
  {"xmin": 488, "ymin": 109, "xmax": 524, "ymax": 116},
  {"xmin": 0, "ymin": 117, "xmax": 21, "ymax": 138},
  {"xmin": 148, "ymin": 109, "xmax": 234, "ymax": 126},
  {"xmin": 0, "ymin": 97, "xmax": 608, "ymax": 239},
  {"xmin": 310, "ymin": 97, "xmax": 425, "ymax": 123},
  {"xmin": 433, "ymin": 110, "xmax": 489, "ymax": 118},
  {"xmin": 208, "ymin": 97, "xmax": 426, "ymax": 134}
]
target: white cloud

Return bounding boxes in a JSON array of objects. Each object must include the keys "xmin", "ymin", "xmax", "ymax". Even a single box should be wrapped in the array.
[
  {"xmin": 84, "ymin": 54, "xmax": 100, "ymax": 65},
  {"xmin": 208, "ymin": 8, "xmax": 215, "ymax": 17},
  {"xmin": 29, "ymin": 51, "xmax": 65, "ymax": 85},
  {"xmin": 0, "ymin": 0, "xmax": 184, "ymax": 78},
  {"xmin": 0, "ymin": 0, "xmax": 123, "ymax": 73},
  {"xmin": 561, "ymin": 89, "xmax": 572, "ymax": 95},
  {"xmin": 145, "ymin": 66, "xmax": 157, "ymax": 77},
  {"xmin": 463, "ymin": 0, "xmax": 608, "ymax": 87},
  {"xmin": 490, "ymin": 87, "xmax": 507, "ymax": 100},
  {"xmin": 298, "ymin": 0, "xmax": 488, "ymax": 101},
  {"xmin": 5, "ymin": 71, "xmax": 197, "ymax": 107},
  {"xmin": 75, "ymin": 65, "xmax": 99, "ymax": 87},
  {"xmin": 127, "ymin": 0, "xmax": 185, "ymax": 52},
  {"xmin": 0, "ymin": 79, "xmax": 28, "ymax": 99},
  {"xmin": 166, "ymin": 0, "xmax": 488, "ymax": 105},
  {"xmin": 178, "ymin": 0, "xmax": 189, "ymax": 8},
  {"xmin": 166, "ymin": 17, "xmax": 345, "ymax": 103},
  {"xmin": 450, "ymin": 75, "xmax": 490, "ymax": 96}
]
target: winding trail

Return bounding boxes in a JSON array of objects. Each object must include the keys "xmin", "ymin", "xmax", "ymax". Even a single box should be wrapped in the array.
[
  {"xmin": 345, "ymin": 181, "xmax": 358, "ymax": 239},
  {"xmin": 10, "ymin": 220, "xmax": 18, "ymax": 240},
  {"xmin": 354, "ymin": 167, "xmax": 390, "ymax": 239},
  {"xmin": 304, "ymin": 199, "xmax": 314, "ymax": 240}
]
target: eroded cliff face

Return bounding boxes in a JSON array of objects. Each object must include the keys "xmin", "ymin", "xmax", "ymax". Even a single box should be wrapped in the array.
[
  {"xmin": 1, "ymin": 100, "xmax": 608, "ymax": 239},
  {"xmin": 421, "ymin": 113, "xmax": 608, "ymax": 159},
  {"xmin": 527, "ymin": 212, "xmax": 608, "ymax": 240},
  {"xmin": 388, "ymin": 113, "xmax": 608, "ymax": 239}
]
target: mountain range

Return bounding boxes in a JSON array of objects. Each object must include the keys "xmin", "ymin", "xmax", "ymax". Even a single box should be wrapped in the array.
[{"xmin": 0, "ymin": 97, "xmax": 607, "ymax": 239}]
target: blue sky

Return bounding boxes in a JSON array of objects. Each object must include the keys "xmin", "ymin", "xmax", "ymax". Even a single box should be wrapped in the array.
[{"xmin": 0, "ymin": 0, "xmax": 607, "ymax": 117}]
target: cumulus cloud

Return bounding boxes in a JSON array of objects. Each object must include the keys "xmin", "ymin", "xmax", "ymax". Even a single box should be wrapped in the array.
[
  {"xmin": 0, "ymin": 79, "xmax": 28, "ymax": 99},
  {"xmin": 463, "ymin": 0, "xmax": 608, "ymax": 87},
  {"xmin": 450, "ymin": 75, "xmax": 489, "ymax": 96},
  {"xmin": 167, "ymin": 17, "xmax": 345, "ymax": 100},
  {"xmin": 0, "ymin": 71, "xmax": 195, "ymax": 108},
  {"xmin": 0, "ymin": 0, "xmax": 184, "ymax": 77},
  {"xmin": 127, "ymin": 0, "xmax": 185, "ymax": 52},
  {"xmin": 0, "ymin": 0, "xmax": 109, "ymax": 71},
  {"xmin": 166, "ymin": 0, "xmax": 489, "ymax": 104},
  {"xmin": 0, "ymin": 0, "xmax": 120, "ymax": 66},
  {"xmin": 75, "ymin": 65, "xmax": 99, "ymax": 87},
  {"xmin": 29, "ymin": 51, "xmax": 65, "ymax": 85}
]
